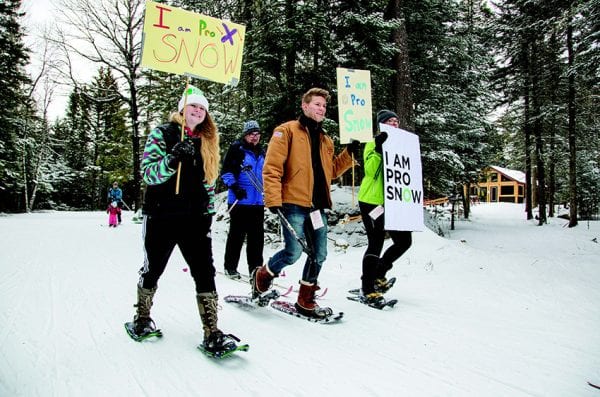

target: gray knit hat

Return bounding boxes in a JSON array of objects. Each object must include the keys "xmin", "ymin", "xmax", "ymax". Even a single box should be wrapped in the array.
[
  {"xmin": 376, "ymin": 109, "xmax": 399, "ymax": 125},
  {"xmin": 242, "ymin": 120, "xmax": 260, "ymax": 135}
]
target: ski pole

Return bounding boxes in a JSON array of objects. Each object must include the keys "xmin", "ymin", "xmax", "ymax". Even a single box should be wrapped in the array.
[
  {"xmin": 241, "ymin": 165, "xmax": 313, "ymax": 257},
  {"xmin": 121, "ymin": 200, "xmax": 132, "ymax": 211},
  {"xmin": 228, "ymin": 199, "xmax": 239, "ymax": 213}
]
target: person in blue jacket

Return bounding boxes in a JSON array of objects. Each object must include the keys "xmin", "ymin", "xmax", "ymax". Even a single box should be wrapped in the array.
[{"xmin": 220, "ymin": 120, "xmax": 266, "ymax": 280}]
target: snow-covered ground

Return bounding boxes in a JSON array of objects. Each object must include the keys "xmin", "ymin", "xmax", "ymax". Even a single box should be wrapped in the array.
[{"xmin": 1, "ymin": 201, "xmax": 599, "ymax": 396}]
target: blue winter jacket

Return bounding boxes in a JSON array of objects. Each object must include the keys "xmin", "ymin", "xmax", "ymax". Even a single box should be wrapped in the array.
[{"xmin": 220, "ymin": 140, "xmax": 265, "ymax": 206}]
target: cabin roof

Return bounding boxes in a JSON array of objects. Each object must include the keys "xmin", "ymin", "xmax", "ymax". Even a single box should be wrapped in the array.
[{"xmin": 488, "ymin": 165, "xmax": 526, "ymax": 184}]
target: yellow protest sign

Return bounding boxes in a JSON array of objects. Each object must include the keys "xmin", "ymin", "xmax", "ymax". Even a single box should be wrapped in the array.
[
  {"xmin": 141, "ymin": 0, "xmax": 245, "ymax": 86},
  {"xmin": 336, "ymin": 68, "xmax": 373, "ymax": 143}
]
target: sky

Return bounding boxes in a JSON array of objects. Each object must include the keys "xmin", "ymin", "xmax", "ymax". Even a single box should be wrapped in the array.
[
  {"xmin": 0, "ymin": 189, "xmax": 599, "ymax": 396},
  {"xmin": 20, "ymin": 0, "xmax": 93, "ymax": 120}
]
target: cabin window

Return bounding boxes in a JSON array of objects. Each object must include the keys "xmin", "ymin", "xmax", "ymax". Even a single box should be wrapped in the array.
[
  {"xmin": 501, "ymin": 175, "xmax": 511, "ymax": 182},
  {"xmin": 490, "ymin": 173, "xmax": 498, "ymax": 182},
  {"xmin": 501, "ymin": 185, "xmax": 514, "ymax": 195}
]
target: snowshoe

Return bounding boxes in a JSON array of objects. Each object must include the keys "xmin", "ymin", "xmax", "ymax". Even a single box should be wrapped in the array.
[
  {"xmin": 225, "ymin": 288, "xmax": 286, "ymax": 309},
  {"xmin": 374, "ymin": 277, "xmax": 397, "ymax": 293},
  {"xmin": 270, "ymin": 300, "xmax": 343, "ymax": 324},
  {"xmin": 197, "ymin": 331, "xmax": 249, "ymax": 359},
  {"xmin": 124, "ymin": 319, "xmax": 163, "ymax": 341},
  {"xmin": 347, "ymin": 292, "xmax": 398, "ymax": 310}
]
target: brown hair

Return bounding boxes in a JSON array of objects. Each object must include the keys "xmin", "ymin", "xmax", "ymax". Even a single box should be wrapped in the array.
[
  {"xmin": 169, "ymin": 112, "xmax": 221, "ymax": 184},
  {"xmin": 301, "ymin": 88, "xmax": 330, "ymax": 104}
]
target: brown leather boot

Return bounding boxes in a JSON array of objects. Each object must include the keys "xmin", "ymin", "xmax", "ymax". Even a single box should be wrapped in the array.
[
  {"xmin": 251, "ymin": 264, "xmax": 274, "ymax": 298},
  {"xmin": 295, "ymin": 281, "xmax": 332, "ymax": 318}
]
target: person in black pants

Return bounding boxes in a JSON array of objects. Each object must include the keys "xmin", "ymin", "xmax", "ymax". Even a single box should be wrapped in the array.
[
  {"xmin": 127, "ymin": 85, "xmax": 241, "ymax": 353},
  {"xmin": 220, "ymin": 120, "xmax": 266, "ymax": 280},
  {"xmin": 357, "ymin": 110, "xmax": 412, "ymax": 304}
]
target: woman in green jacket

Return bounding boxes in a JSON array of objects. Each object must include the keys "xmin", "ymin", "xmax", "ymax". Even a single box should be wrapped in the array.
[{"xmin": 357, "ymin": 110, "xmax": 412, "ymax": 304}]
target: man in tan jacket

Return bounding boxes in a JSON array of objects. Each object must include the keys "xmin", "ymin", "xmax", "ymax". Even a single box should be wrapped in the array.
[{"xmin": 252, "ymin": 87, "xmax": 360, "ymax": 318}]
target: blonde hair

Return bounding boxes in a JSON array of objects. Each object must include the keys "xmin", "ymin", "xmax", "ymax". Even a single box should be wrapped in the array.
[
  {"xmin": 170, "ymin": 111, "xmax": 221, "ymax": 184},
  {"xmin": 302, "ymin": 87, "xmax": 330, "ymax": 104}
]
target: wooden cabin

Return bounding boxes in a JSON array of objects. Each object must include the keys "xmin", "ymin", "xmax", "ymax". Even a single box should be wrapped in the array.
[{"xmin": 468, "ymin": 166, "xmax": 526, "ymax": 203}]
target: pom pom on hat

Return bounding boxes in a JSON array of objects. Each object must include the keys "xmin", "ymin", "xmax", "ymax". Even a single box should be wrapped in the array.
[
  {"xmin": 242, "ymin": 120, "xmax": 260, "ymax": 135},
  {"xmin": 376, "ymin": 109, "xmax": 399, "ymax": 125},
  {"xmin": 178, "ymin": 85, "xmax": 209, "ymax": 112}
]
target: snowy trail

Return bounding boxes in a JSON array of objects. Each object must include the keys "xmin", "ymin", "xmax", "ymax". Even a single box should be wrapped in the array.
[{"xmin": 0, "ymin": 204, "xmax": 599, "ymax": 396}]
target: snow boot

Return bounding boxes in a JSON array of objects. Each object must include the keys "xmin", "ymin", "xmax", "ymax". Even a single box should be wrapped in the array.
[
  {"xmin": 374, "ymin": 258, "xmax": 393, "ymax": 293},
  {"xmin": 132, "ymin": 285, "xmax": 157, "ymax": 334},
  {"xmin": 361, "ymin": 254, "xmax": 380, "ymax": 295},
  {"xmin": 375, "ymin": 258, "xmax": 393, "ymax": 280},
  {"xmin": 196, "ymin": 291, "xmax": 220, "ymax": 339},
  {"xmin": 295, "ymin": 281, "xmax": 333, "ymax": 318},
  {"xmin": 202, "ymin": 330, "xmax": 238, "ymax": 353},
  {"xmin": 251, "ymin": 264, "xmax": 275, "ymax": 298},
  {"xmin": 196, "ymin": 292, "xmax": 236, "ymax": 353}
]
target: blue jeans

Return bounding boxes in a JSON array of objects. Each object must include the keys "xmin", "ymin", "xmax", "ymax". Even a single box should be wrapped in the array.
[{"xmin": 268, "ymin": 204, "xmax": 328, "ymax": 284}]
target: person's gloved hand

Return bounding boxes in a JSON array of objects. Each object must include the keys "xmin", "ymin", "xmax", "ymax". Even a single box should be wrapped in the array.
[
  {"xmin": 231, "ymin": 184, "xmax": 247, "ymax": 200},
  {"xmin": 374, "ymin": 132, "xmax": 388, "ymax": 154},
  {"xmin": 269, "ymin": 206, "xmax": 282, "ymax": 215},
  {"xmin": 168, "ymin": 140, "xmax": 195, "ymax": 167},
  {"xmin": 347, "ymin": 139, "xmax": 361, "ymax": 158}
]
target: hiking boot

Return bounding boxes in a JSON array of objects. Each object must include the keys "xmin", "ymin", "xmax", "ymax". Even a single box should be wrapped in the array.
[
  {"xmin": 295, "ymin": 281, "xmax": 333, "ymax": 318},
  {"xmin": 224, "ymin": 269, "xmax": 242, "ymax": 280},
  {"xmin": 251, "ymin": 265, "xmax": 274, "ymax": 298}
]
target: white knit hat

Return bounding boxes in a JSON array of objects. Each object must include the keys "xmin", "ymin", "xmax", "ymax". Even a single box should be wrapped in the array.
[{"xmin": 178, "ymin": 85, "xmax": 209, "ymax": 112}]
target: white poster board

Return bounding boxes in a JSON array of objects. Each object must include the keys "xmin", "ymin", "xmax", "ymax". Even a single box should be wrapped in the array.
[{"xmin": 381, "ymin": 123, "xmax": 424, "ymax": 231}]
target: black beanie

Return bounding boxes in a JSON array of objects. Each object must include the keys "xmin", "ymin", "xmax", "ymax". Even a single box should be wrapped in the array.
[{"xmin": 376, "ymin": 109, "xmax": 399, "ymax": 126}]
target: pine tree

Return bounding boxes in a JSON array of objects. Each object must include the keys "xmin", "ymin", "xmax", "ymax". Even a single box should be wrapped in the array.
[{"xmin": 0, "ymin": 0, "xmax": 33, "ymax": 212}]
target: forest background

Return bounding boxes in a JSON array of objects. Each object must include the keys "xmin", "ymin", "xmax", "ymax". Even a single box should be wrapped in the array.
[{"xmin": 1, "ymin": 0, "xmax": 598, "ymax": 227}]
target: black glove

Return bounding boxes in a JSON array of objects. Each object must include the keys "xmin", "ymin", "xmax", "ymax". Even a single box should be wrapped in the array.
[
  {"xmin": 347, "ymin": 139, "xmax": 361, "ymax": 158},
  {"xmin": 269, "ymin": 206, "xmax": 282, "ymax": 215},
  {"xmin": 169, "ymin": 140, "xmax": 195, "ymax": 167},
  {"xmin": 231, "ymin": 184, "xmax": 247, "ymax": 200},
  {"xmin": 374, "ymin": 132, "xmax": 388, "ymax": 154}
]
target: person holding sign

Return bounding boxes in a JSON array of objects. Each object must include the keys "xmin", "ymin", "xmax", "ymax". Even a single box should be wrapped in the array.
[
  {"xmin": 255, "ymin": 87, "xmax": 359, "ymax": 318},
  {"xmin": 127, "ymin": 85, "xmax": 240, "ymax": 353},
  {"xmin": 357, "ymin": 110, "xmax": 413, "ymax": 304}
]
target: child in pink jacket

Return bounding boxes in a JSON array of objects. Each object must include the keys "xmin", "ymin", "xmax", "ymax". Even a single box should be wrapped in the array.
[{"xmin": 107, "ymin": 202, "xmax": 121, "ymax": 227}]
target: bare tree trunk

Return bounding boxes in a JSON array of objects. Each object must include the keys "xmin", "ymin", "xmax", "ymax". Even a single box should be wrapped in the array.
[
  {"xmin": 566, "ymin": 19, "xmax": 578, "ymax": 227},
  {"xmin": 522, "ymin": 42, "xmax": 533, "ymax": 220},
  {"xmin": 22, "ymin": 152, "xmax": 29, "ymax": 213},
  {"xmin": 462, "ymin": 183, "xmax": 471, "ymax": 219},
  {"xmin": 531, "ymin": 39, "xmax": 546, "ymax": 225},
  {"xmin": 284, "ymin": 0, "xmax": 297, "ymax": 119},
  {"xmin": 385, "ymin": 0, "xmax": 414, "ymax": 131}
]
